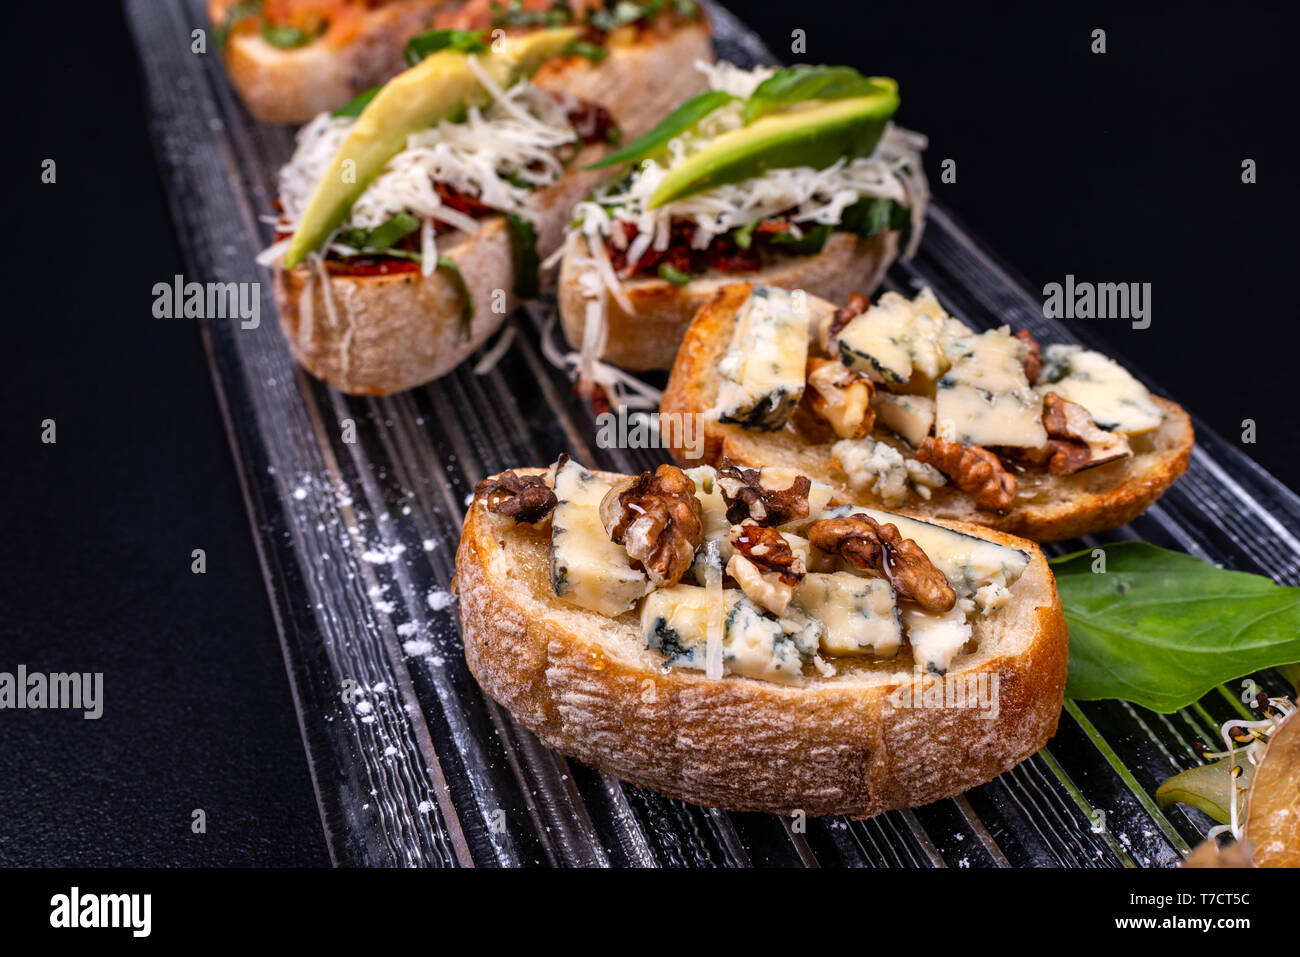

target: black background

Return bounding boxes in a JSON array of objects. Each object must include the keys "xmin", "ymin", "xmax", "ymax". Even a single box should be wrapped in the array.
[{"xmin": 0, "ymin": 1, "xmax": 1294, "ymax": 866}]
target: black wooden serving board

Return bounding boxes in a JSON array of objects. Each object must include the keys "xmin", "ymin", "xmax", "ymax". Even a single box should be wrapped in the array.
[{"xmin": 125, "ymin": 0, "xmax": 1300, "ymax": 867}]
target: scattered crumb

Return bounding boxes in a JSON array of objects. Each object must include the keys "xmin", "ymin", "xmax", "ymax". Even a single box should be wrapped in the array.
[
  {"xmin": 403, "ymin": 639, "xmax": 436, "ymax": 656},
  {"xmin": 427, "ymin": 588, "xmax": 455, "ymax": 612}
]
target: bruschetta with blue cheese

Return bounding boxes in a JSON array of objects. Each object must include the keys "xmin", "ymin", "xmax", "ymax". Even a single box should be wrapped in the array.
[
  {"xmin": 659, "ymin": 283, "xmax": 1194, "ymax": 542},
  {"xmin": 554, "ymin": 60, "xmax": 928, "ymax": 373},
  {"xmin": 456, "ymin": 456, "xmax": 1067, "ymax": 817}
]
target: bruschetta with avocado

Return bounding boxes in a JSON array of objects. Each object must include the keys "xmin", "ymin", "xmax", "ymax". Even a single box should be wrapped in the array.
[
  {"xmin": 659, "ymin": 283, "xmax": 1194, "ymax": 542},
  {"xmin": 261, "ymin": 29, "xmax": 625, "ymax": 394},
  {"xmin": 456, "ymin": 456, "xmax": 1067, "ymax": 817},
  {"xmin": 554, "ymin": 60, "xmax": 928, "ymax": 373},
  {"xmin": 211, "ymin": 0, "xmax": 712, "ymax": 129}
]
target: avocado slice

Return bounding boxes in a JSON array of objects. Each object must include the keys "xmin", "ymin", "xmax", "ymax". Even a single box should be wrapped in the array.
[
  {"xmin": 282, "ymin": 28, "xmax": 577, "ymax": 269},
  {"xmin": 646, "ymin": 82, "xmax": 900, "ymax": 209}
]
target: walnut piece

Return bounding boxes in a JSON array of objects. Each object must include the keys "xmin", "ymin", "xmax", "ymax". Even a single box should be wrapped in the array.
[
  {"xmin": 807, "ymin": 515, "xmax": 956, "ymax": 613},
  {"xmin": 727, "ymin": 522, "xmax": 806, "ymax": 616},
  {"xmin": 821, "ymin": 291, "xmax": 870, "ymax": 353},
  {"xmin": 1015, "ymin": 329, "xmax": 1043, "ymax": 384},
  {"xmin": 716, "ymin": 464, "xmax": 811, "ymax": 526},
  {"xmin": 599, "ymin": 465, "xmax": 703, "ymax": 587},
  {"xmin": 476, "ymin": 470, "xmax": 557, "ymax": 524},
  {"xmin": 916, "ymin": 437, "xmax": 1017, "ymax": 514},
  {"xmin": 1041, "ymin": 391, "xmax": 1133, "ymax": 475},
  {"xmin": 804, "ymin": 357, "xmax": 876, "ymax": 439}
]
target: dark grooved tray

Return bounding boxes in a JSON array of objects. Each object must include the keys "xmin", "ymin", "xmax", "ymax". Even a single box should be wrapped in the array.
[{"xmin": 126, "ymin": 0, "xmax": 1300, "ymax": 867}]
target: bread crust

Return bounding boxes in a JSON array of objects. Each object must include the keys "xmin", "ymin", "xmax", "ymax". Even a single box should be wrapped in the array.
[
  {"xmin": 660, "ymin": 284, "xmax": 1195, "ymax": 542},
  {"xmin": 214, "ymin": 4, "xmax": 712, "ymax": 128},
  {"xmin": 273, "ymin": 149, "xmax": 607, "ymax": 395},
  {"xmin": 213, "ymin": 0, "xmax": 444, "ymax": 125},
  {"xmin": 456, "ymin": 467, "xmax": 1068, "ymax": 818},
  {"xmin": 558, "ymin": 231, "xmax": 900, "ymax": 371}
]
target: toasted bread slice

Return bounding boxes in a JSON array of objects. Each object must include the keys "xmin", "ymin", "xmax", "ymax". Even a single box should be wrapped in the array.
[
  {"xmin": 558, "ymin": 231, "xmax": 899, "ymax": 371},
  {"xmin": 457, "ymin": 466, "xmax": 1068, "ymax": 818},
  {"xmin": 212, "ymin": 0, "xmax": 444, "ymax": 125},
  {"xmin": 273, "ymin": 148, "xmax": 608, "ymax": 395},
  {"xmin": 213, "ymin": 1, "xmax": 711, "ymax": 130},
  {"xmin": 660, "ymin": 284, "xmax": 1195, "ymax": 542}
]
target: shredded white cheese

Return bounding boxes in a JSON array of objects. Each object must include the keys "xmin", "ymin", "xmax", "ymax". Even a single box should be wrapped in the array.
[{"xmin": 270, "ymin": 79, "xmax": 579, "ymax": 262}]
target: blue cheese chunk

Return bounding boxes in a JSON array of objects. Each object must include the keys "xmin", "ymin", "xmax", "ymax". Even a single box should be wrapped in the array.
[
  {"xmin": 831, "ymin": 437, "xmax": 946, "ymax": 507},
  {"xmin": 713, "ymin": 286, "xmax": 810, "ymax": 430},
  {"xmin": 935, "ymin": 327, "xmax": 1046, "ymax": 448},
  {"xmin": 641, "ymin": 585, "xmax": 819, "ymax": 684},
  {"xmin": 836, "ymin": 290, "xmax": 969, "ymax": 387},
  {"xmin": 871, "ymin": 392, "xmax": 935, "ymax": 447},
  {"xmin": 794, "ymin": 572, "xmax": 901, "ymax": 658},
  {"xmin": 1036, "ymin": 344, "xmax": 1163, "ymax": 435},
  {"xmin": 900, "ymin": 603, "xmax": 973, "ymax": 675},
  {"xmin": 549, "ymin": 458, "xmax": 648, "ymax": 616}
]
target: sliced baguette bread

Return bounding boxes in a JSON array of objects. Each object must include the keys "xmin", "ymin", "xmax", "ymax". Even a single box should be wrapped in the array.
[
  {"xmin": 211, "ymin": 0, "xmax": 444, "ymax": 125},
  {"xmin": 457, "ymin": 466, "xmax": 1068, "ymax": 818},
  {"xmin": 660, "ymin": 284, "xmax": 1195, "ymax": 542},
  {"xmin": 558, "ymin": 230, "xmax": 899, "ymax": 371},
  {"xmin": 274, "ymin": 147, "xmax": 608, "ymax": 396}
]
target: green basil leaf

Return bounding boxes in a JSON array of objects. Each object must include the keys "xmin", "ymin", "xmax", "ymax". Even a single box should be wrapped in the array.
[
  {"xmin": 332, "ymin": 85, "xmax": 383, "ymax": 118},
  {"xmin": 590, "ymin": 1, "xmax": 650, "ymax": 31},
  {"xmin": 657, "ymin": 263, "xmax": 691, "ymax": 286},
  {"xmin": 563, "ymin": 39, "xmax": 609, "ymax": 62},
  {"xmin": 1051, "ymin": 542, "xmax": 1300, "ymax": 712},
  {"xmin": 505, "ymin": 213, "xmax": 541, "ymax": 299},
  {"xmin": 213, "ymin": 0, "xmax": 263, "ymax": 48},
  {"xmin": 404, "ymin": 28, "xmax": 490, "ymax": 66},
  {"xmin": 261, "ymin": 22, "xmax": 314, "ymax": 50},
  {"xmin": 839, "ymin": 197, "xmax": 907, "ymax": 240},
  {"xmin": 491, "ymin": 0, "xmax": 574, "ymax": 28},
  {"xmin": 672, "ymin": 0, "xmax": 699, "ymax": 20},
  {"xmin": 364, "ymin": 212, "xmax": 421, "ymax": 251},
  {"xmin": 743, "ymin": 66, "xmax": 892, "ymax": 125},
  {"xmin": 770, "ymin": 222, "xmax": 833, "ymax": 255},
  {"xmin": 437, "ymin": 256, "xmax": 476, "ymax": 339},
  {"xmin": 584, "ymin": 89, "xmax": 736, "ymax": 170}
]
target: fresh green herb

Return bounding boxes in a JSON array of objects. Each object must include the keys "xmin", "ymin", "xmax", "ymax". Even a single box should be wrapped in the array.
[
  {"xmin": 1051, "ymin": 542, "xmax": 1300, "ymax": 712},
  {"xmin": 404, "ymin": 28, "xmax": 491, "ymax": 66},
  {"xmin": 336, "ymin": 212, "xmax": 421, "ymax": 253},
  {"xmin": 839, "ymin": 196, "xmax": 909, "ymax": 240},
  {"xmin": 733, "ymin": 221, "xmax": 756, "ymax": 250},
  {"xmin": 769, "ymin": 223, "xmax": 833, "ymax": 255},
  {"xmin": 261, "ymin": 22, "xmax": 315, "ymax": 50},
  {"xmin": 491, "ymin": 0, "xmax": 574, "ymax": 28},
  {"xmin": 585, "ymin": 89, "xmax": 736, "ymax": 170},
  {"xmin": 590, "ymin": 1, "xmax": 650, "ymax": 31},
  {"xmin": 212, "ymin": 0, "xmax": 263, "ymax": 48},
  {"xmin": 332, "ymin": 85, "xmax": 383, "ymax": 118},
  {"xmin": 563, "ymin": 38, "xmax": 609, "ymax": 62},
  {"xmin": 505, "ymin": 213, "xmax": 541, "ymax": 300},
  {"xmin": 743, "ymin": 65, "xmax": 892, "ymax": 125},
  {"xmin": 437, "ymin": 256, "xmax": 476, "ymax": 339},
  {"xmin": 657, "ymin": 263, "xmax": 692, "ymax": 286}
]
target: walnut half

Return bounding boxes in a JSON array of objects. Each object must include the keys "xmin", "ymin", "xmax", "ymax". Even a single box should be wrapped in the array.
[
  {"xmin": 726, "ymin": 522, "xmax": 806, "ymax": 616},
  {"xmin": 476, "ymin": 470, "xmax": 557, "ymax": 524},
  {"xmin": 716, "ymin": 464, "xmax": 811, "ymax": 526},
  {"xmin": 808, "ymin": 514, "xmax": 956, "ymax": 613},
  {"xmin": 599, "ymin": 464, "xmax": 703, "ymax": 587},
  {"xmin": 804, "ymin": 357, "xmax": 876, "ymax": 439},
  {"xmin": 916, "ymin": 437, "xmax": 1017, "ymax": 514},
  {"xmin": 1041, "ymin": 391, "xmax": 1132, "ymax": 474}
]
